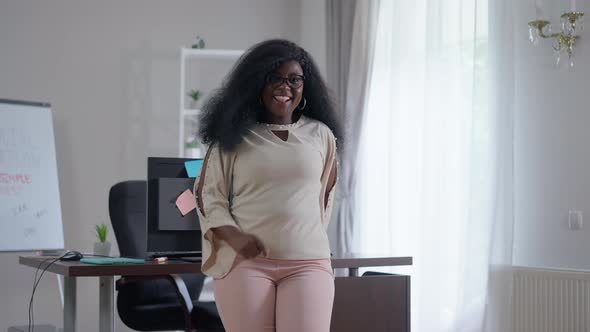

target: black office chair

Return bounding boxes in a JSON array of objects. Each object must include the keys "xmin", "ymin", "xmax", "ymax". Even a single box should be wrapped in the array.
[{"xmin": 109, "ymin": 180, "xmax": 224, "ymax": 332}]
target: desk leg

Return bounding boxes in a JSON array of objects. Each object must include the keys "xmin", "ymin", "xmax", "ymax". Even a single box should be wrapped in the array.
[
  {"xmin": 63, "ymin": 276, "xmax": 76, "ymax": 332},
  {"xmin": 99, "ymin": 276, "xmax": 115, "ymax": 332},
  {"xmin": 348, "ymin": 267, "xmax": 359, "ymax": 277}
]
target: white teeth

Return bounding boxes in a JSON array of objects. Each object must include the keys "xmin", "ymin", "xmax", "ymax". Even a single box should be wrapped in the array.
[{"xmin": 274, "ymin": 96, "xmax": 291, "ymax": 103}]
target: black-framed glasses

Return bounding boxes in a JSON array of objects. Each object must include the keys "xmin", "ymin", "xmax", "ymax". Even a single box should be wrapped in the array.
[{"xmin": 265, "ymin": 73, "xmax": 305, "ymax": 89}]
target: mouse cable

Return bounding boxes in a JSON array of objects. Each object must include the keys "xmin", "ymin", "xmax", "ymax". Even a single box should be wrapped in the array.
[
  {"xmin": 30, "ymin": 256, "xmax": 59, "ymax": 332},
  {"xmin": 28, "ymin": 251, "xmax": 73, "ymax": 332},
  {"xmin": 29, "ymin": 255, "xmax": 64, "ymax": 332},
  {"xmin": 28, "ymin": 251, "xmax": 112, "ymax": 331}
]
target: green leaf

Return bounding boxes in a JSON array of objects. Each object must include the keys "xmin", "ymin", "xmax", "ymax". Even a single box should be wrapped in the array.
[
  {"xmin": 95, "ymin": 223, "xmax": 108, "ymax": 242},
  {"xmin": 187, "ymin": 89, "xmax": 201, "ymax": 101}
]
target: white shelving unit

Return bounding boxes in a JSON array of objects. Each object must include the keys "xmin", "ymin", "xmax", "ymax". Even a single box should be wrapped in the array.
[{"xmin": 179, "ymin": 48, "xmax": 244, "ymax": 157}]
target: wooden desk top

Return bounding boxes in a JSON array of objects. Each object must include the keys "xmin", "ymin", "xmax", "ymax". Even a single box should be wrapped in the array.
[
  {"xmin": 19, "ymin": 256, "xmax": 201, "ymax": 277},
  {"xmin": 330, "ymin": 254, "xmax": 412, "ymax": 269},
  {"xmin": 19, "ymin": 254, "xmax": 412, "ymax": 277}
]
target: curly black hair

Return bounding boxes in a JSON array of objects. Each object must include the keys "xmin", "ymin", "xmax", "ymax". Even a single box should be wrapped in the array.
[{"xmin": 198, "ymin": 39, "xmax": 343, "ymax": 151}]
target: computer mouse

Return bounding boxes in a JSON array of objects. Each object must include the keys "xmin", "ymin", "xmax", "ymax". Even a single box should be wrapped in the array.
[{"xmin": 61, "ymin": 251, "xmax": 83, "ymax": 261}]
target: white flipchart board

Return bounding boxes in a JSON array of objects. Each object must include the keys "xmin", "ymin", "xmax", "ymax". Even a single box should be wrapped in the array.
[{"xmin": 0, "ymin": 99, "xmax": 64, "ymax": 251}]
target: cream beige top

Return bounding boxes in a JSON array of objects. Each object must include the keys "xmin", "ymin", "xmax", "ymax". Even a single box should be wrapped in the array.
[{"xmin": 193, "ymin": 115, "xmax": 338, "ymax": 279}]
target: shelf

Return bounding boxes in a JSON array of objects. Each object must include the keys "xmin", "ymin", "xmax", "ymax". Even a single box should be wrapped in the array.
[
  {"xmin": 182, "ymin": 48, "xmax": 244, "ymax": 61},
  {"xmin": 179, "ymin": 47, "xmax": 243, "ymax": 157},
  {"xmin": 182, "ymin": 108, "xmax": 201, "ymax": 116}
]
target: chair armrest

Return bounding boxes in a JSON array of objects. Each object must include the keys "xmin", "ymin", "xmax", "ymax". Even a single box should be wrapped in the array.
[{"xmin": 116, "ymin": 275, "xmax": 196, "ymax": 331}]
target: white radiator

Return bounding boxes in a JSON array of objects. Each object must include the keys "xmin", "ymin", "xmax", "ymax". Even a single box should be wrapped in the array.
[{"xmin": 513, "ymin": 266, "xmax": 590, "ymax": 332}]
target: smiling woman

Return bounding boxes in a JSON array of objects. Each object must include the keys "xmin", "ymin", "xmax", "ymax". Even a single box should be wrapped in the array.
[
  {"xmin": 194, "ymin": 39, "xmax": 342, "ymax": 332},
  {"xmin": 198, "ymin": 39, "xmax": 342, "ymax": 150}
]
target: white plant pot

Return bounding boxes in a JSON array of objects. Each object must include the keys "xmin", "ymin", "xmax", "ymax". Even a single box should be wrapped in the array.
[
  {"xmin": 93, "ymin": 241, "xmax": 111, "ymax": 257},
  {"xmin": 186, "ymin": 147, "xmax": 203, "ymax": 158},
  {"xmin": 189, "ymin": 99, "xmax": 200, "ymax": 110}
]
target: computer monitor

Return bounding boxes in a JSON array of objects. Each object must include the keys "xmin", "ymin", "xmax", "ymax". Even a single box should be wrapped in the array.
[{"xmin": 146, "ymin": 157, "xmax": 203, "ymax": 259}]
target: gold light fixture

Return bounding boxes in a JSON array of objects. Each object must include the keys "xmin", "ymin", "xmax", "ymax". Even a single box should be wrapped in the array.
[{"xmin": 528, "ymin": 11, "xmax": 584, "ymax": 67}]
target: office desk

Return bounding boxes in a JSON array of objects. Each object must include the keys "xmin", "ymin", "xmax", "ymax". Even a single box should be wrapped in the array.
[{"xmin": 20, "ymin": 255, "xmax": 412, "ymax": 332}]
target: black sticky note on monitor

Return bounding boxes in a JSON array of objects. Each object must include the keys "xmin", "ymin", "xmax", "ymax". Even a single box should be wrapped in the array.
[{"xmin": 156, "ymin": 178, "xmax": 199, "ymax": 231}]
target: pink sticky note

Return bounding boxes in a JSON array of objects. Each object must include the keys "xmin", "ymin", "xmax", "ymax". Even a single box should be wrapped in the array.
[{"xmin": 175, "ymin": 189, "xmax": 196, "ymax": 216}]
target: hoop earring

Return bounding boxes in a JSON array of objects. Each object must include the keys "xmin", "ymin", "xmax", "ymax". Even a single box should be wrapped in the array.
[{"xmin": 299, "ymin": 97, "xmax": 307, "ymax": 110}]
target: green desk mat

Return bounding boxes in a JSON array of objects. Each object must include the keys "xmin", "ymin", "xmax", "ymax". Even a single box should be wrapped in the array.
[{"xmin": 80, "ymin": 257, "xmax": 145, "ymax": 265}]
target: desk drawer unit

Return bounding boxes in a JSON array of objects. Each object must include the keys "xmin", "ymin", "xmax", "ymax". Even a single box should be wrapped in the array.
[{"xmin": 331, "ymin": 274, "xmax": 410, "ymax": 332}]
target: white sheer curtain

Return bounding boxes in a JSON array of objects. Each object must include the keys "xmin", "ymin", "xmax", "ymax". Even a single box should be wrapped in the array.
[{"xmin": 358, "ymin": 0, "xmax": 514, "ymax": 331}]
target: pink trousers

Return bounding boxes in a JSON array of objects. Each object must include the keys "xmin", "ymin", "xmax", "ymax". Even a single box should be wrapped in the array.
[{"xmin": 214, "ymin": 256, "xmax": 335, "ymax": 332}]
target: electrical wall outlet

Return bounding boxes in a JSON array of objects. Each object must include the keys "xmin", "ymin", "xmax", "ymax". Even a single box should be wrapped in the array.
[{"xmin": 568, "ymin": 210, "xmax": 583, "ymax": 231}]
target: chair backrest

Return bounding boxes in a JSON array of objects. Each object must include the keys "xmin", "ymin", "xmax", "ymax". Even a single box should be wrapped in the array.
[
  {"xmin": 109, "ymin": 180, "xmax": 147, "ymax": 258},
  {"xmin": 108, "ymin": 180, "xmax": 206, "ymax": 303}
]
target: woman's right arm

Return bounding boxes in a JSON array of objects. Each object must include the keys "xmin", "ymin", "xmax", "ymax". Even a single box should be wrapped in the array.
[{"xmin": 195, "ymin": 144, "xmax": 267, "ymax": 258}]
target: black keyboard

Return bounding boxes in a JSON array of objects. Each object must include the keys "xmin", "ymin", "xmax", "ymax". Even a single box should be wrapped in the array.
[
  {"xmin": 179, "ymin": 257, "xmax": 202, "ymax": 263},
  {"xmin": 150, "ymin": 251, "xmax": 202, "ymax": 259}
]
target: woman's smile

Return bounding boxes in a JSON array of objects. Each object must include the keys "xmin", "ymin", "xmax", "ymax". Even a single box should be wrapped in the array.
[{"xmin": 261, "ymin": 60, "xmax": 304, "ymax": 123}]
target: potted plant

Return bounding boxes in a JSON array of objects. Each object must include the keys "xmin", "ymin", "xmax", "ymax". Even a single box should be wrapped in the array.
[
  {"xmin": 93, "ymin": 223, "xmax": 111, "ymax": 257},
  {"xmin": 187, "ymin": 89, "xmax": 201, "ymax": 109},
  {"xmin": 191, "ymin": 35, "xmax": 206, "ymax": 49}
]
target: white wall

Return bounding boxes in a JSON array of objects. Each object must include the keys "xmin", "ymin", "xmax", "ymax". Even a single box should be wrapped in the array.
[
  {"xmin": 514, "ymin": 0, "xmax": 590, "ymax": 270},
  {"xmin": 299, "ymin": 0, "xmax": 327, "ymax": 77},
  {"xmin": 0, "ymin": 1, "xmax": 325, "ymax": 330}
]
